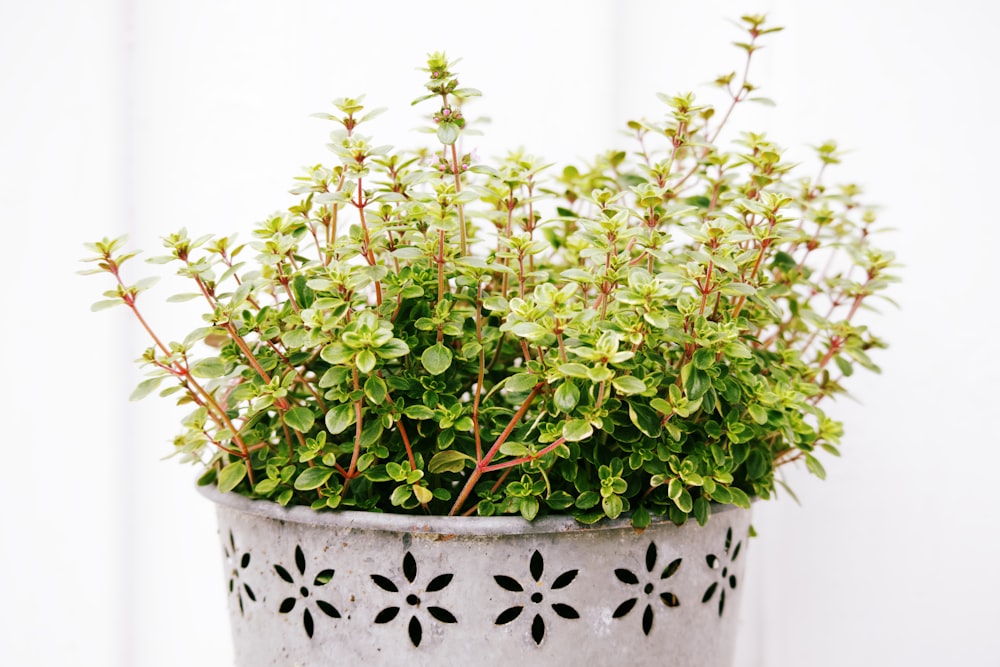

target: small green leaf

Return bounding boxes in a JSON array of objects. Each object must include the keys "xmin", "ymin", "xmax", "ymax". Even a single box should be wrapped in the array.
[
  {"xmin": 413, "ymin": 484, "xmax": 433, "ymax": 504},
  {"xmin": 190, "ymin": 357, "xmax": 226, "ymax": 379},
  {"xmin": 603, "ymin": 494, "xmax": 624, "ymax": 519},
  {"xmin": 693, "ymin": 497, "xmax": 711, "ymax": 526},
  {"xmin": 506, "ymin": 373, "xmax": 539, "ymax": 393},
  {"xmin": 519, "ymin": 496, "xmax": 539, "ymax": 521},
  {"xmin": 130, "ymin": 377, "xmax": 164, "ymax": 401},
  {"xmin": 421, "ymin": 343, "xmax": 453, "ymax": 375},
  {"xmin": 611, "ymin": 375, "xmax": 646, "ymax": 395},
  {"xmin": 628, "ymin": 401, "xmax": 662, "ymax": 438},
  {"xmin": 553, "ymin": 381, "xmax": 580, "ymax": 412},
  {"xmin": 294, "ymin": 466, "xmax": 333, "ymax": 491},
  {"xmin": 692, "ymin": 348, "xmax": 716, "ymax": 370},
  {"xmin": 356, "ymin": 349, "xmax": 377, "ymax": 373},
  {"xmin": 805, "ymin": 453, "xmax": 826, "ymax": 480},
  {"xmin": 562, "ymin": 419, "xmax": 593, "ymax": 442},
  {"xmin": 284, "ymin": 407, "xmax": 315, "ymax": 433},
  {"xmin": 364, "ymin": 375, "xmax": 387, "ymax": 405},
  {"xmin": 428, "ymin": 450, "xmax": 473, "ymax": 474},
  {"xmin": 218, "ymin": 461, "xmax": 247, "ymax": 493},
  {"xmin": 631, "ymin": 504, "xmax": 651, "ymax": 529},
  {"xmin": 325, "ymin": 403, "xmax": 356, "ymax": 435},
  {"xmin": 403, "ymin": 404, "xmax": 435, "ymax": 420},
  {"xmin": 575, "ymin": 490, "xmax": 600, "ymax": 509}
]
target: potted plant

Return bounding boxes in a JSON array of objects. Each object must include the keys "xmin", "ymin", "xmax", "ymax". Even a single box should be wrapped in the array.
[{"xmin": 83, "ymin": 14, "xmax": 895, "ymax": 666}]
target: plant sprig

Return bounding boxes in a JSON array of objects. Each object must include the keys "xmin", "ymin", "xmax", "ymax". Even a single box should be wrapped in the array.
[{"xmin": 84, "ymin": 15, "xmax": 896, "ymax": 526}]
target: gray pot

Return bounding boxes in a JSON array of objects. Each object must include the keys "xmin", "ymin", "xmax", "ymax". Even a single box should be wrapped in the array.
[{"xmin": 201, "ymin": 486, "xmax": 751, "ymax": 667}]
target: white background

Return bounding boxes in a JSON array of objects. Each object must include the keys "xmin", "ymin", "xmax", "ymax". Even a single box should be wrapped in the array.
[{"xmin": 2, "ymin": 1, "xmax": 998, "ymax": 665}]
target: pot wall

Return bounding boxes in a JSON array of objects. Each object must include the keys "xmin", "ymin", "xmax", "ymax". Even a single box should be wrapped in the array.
[{"xmin": 202, "ymin": 486, "xmax": 751, "ymax": 667}]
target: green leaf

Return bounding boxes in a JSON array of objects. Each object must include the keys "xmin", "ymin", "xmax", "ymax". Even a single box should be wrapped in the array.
[
  {"xmin": 575, "ymin": 490, "xmax": 600, "ymax": 509},
  {"xmin": 603, "ymin": 494, "xmax": 624, "ymax": 519},
  {"xmin": 190, "ymin": 357, "xmax": 226, "ymax": 379},
  {"xmin": 627, "ymin": 401, "xmax": 662, "ymax": 438},
  {"xmin": 805, "ymin": 453, "xmax": 827, "ymax": 480},
  {"xmin": 611, "ymin": 375, "xmax": 646, "ymax": 395},
  {"xmin": 692, "ymin": 348, "xmax": 716, "ymax": 370},
  {"xmin": 364, "ymin": 375, "xmax": 387, "ymax": 405},
  {"xmin": 413, "ymin": 484, "xmax": 433, "ymax": 504},
  {"xmin": 506, "ymin": 373, "xmax": 539, "ymax": 393},
  {"xmin": 428, "ymin": 450, "xmax": 473, "ymax": 474},
  {"xmin": 558, "ymin": 363, "xmax": 590, "ymax": 379},
  {"xmin": 403, "ymin": 404, "xmax": 435, "ymax": 420},
  {"xmin": 518, "ymin": 496, "xmax": 539, "ymax": 521},
  {"xmin": 421, "ymin": 343, "xmax": 453, "ymax": 375},
  {"xmin": 553, "ymin": 381, "xmax": 580, "ymax": 412},
  {"xmin": 631, "ymin": 504, "xmax": 651, "ymax": 528},
  {"xmin": 746, "ymin": 449, "xmax": 767, "ymax": 479},
  {"xmin": 356, "ymin": 349, "xmax": 377, "ymax": 373},
  {"xmin": 294, "ymin": 466, "xmax": 333, "ymax": 491},
  {"xmin": 747, "ymin": 403, "xmax": 768, "ymax": 424},
  {"xmin": 693, "ymin": 497, "xmax": 711, "ymax": 526},
  {"xmin": 325, "ymin": 403, "xmax": 356, "ymax": 435},
  {"xmin": 218, "ymin": 461, "xmax": 247, "ymax": 493},
  {"xmin": 130, "ymin": 377, "xmax": 164, "ymax": 401},
  {"xmin": 562, "ymin": 419, "xmax": 593, "ymax": 442},
  {"xmin": 284, "ymin": 407, "xmax": 315, "ymax": 433},
  {"xmin": 546, "ymin": 491, "xmax": 575, "ymax": 510}
]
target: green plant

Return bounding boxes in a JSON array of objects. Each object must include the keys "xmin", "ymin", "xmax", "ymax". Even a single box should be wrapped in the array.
[{"xmin": 83, "ymin": 15, "xmax": 896, "ymax": 527}]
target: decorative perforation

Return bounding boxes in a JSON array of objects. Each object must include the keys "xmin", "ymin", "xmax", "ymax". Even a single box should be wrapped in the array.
[
  {"xmin": 273, "ymin": 544, "xmax": 341, "ymax": 638},
  {"xmin": 702, "ymin": 526, "xmax": 743, "ymax": 617},
  {"xmin": 222, "ymin": 531, "xmax": 256, "ymax": 616},
  {"xmin": 611, "ymin": 541, "xmax": 682, "ymax": 635},
  {"xmin": 370, "ymin": 551, "xmax": 457, "ymax": 647},
  {"xmin": 493, "ymin": 550, "xmax": 580, "ymax": 645}
]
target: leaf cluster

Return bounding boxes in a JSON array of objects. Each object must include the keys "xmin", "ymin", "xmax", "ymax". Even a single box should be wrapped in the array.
[{"xmin": 84, "ymin": 18, "xmax": 896, "ymax": 526}]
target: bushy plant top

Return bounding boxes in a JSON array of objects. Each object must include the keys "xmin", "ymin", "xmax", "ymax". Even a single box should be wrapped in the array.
[{"xmin": 84, "ymin": 16, "xmax": 896, "ymax": 526}]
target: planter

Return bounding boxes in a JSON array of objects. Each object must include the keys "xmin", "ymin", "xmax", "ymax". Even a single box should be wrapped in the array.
[{"xmin": 201, "ymin": 485, "xmax": 751, "ymax": 667}]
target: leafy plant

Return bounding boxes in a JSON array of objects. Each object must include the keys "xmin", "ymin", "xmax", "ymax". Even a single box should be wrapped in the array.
[{"xmin": 83, "ymin": 15, "xmax": 896, "ymax": 526}]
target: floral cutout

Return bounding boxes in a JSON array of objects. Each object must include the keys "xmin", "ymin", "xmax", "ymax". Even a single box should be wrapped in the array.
[
  {"xmin": 273, "ymin": 544, "xmax": 341, "ymax": 638},
  {"xmin": 493, "ymin": 550, "xmax": 580, "ymax": 645},
  {"xmin": 612, "ymin": 541, "xmax": 682, "ymax": 635},
  {"xmin": 222, "ymin": 530, "xmax": 256, "ymax": 616},
  {"xmin": 371, "ymin": 551, "xmax": 457, "ymax": 647},
  {"xmin": 702, "ymin": 526, "xmax": 743, "ymax": 617}
]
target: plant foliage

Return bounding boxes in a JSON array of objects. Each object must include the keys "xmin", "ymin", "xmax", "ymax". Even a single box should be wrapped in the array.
[{"xmin": 83, "ymin": 16, "xmax": 896, "ymax": 526}]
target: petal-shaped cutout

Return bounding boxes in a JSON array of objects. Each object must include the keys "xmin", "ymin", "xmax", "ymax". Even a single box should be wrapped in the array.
[
  {"xmin": 228, "ymin": 579, "xmax": 235, "ymax": 593},
  {"xmin": 552, "ymin": 603, "xmax": 579, "ymax": 619},
  {"xmin": 371, "ymin": 574, "xmax": 399, "ymax": 592},
  {"xmin": 725, "ymin": 527, "xmax": 733, "ymax": 554},
  {"xmin": 660, "ymin": 592, "xmax": 680, "ymax": 608},
  {"xmin": 729, "ymin": 574, "xmax": 737, "ymax": 590},
  {"xmin": 295, "ymin": 545, "xmax": 306, "ymax": 576},
  {"xmin": 275, "ymin": 564, "xmax": 294, "ymax": 584},
  {"xmin": 428, "ymin": 606, "xmax": 457, "ymax": 623},
  {"xmin": 706, "ymin": 554, "xmax": 719, "ymax": 569},
  {"xmin": 615, "ymin": 568, "xmax": 639, "ymax": 585},
  {"xmin": 661, "ymin": 557, "xmax": 682, "ymax": 579},
  {"xmin": 718, "ymin": 589, "xmax": 726, "ymax": 617},
  {"xmin": 426, "ymin": 573, "xmax": 453, "ymax": 592},
  {"xmin": 279, "ymin": 597, "xmax": 296, "ymax": 614},
  {"xmin": 702, "ymin": 582, "xmax": 718, "ymax": 603},
  {"xmin": 732, "ymin": 541, "xmax": 742, "ymax": 561},
  {"xmin": 531, "ymin": 614, "xmax": 545, "ymax": 645},
  {"xmin": 314, "ymin": 569, "xmax": 335, "ymax": 586},
  {"xmin": 645, "ymin": 542, "xmax": 657, "ymax": 573},
  {"xmin": 530, "ymin": 550, "xmax": 544, "ymax": 581},
  {"xmin": 240, "ymin": 553, "xmax": 251, "ymax": 569},
  {"xmin": 408, "ymin": 616, "xmax": 422, "ymax": 647},
  {"xmin": 374, "ymin": 607, "xmax": 400, "ymax": 624},
  {"xmin": 495, "ymin": 606, "xmax": 523, "ymax": 625},
  {"xmin": 642, "ymin": 604, "xmax": 653, "ymax": 636},
  {"xmin": 244, "ymin": 583, "xmax": 256, "ymax": 602},
  {"xmin": 403, "ymin": 552, "xmax": 417, "ymax": 583},
  {"xmin": 551, "ymin": 569, "xmax": 578, "ymax": 590},
  {"xmin": 303, "ymin": 608, "xmax": 314, "ymax": 638},
  {"xmin": 494, "ymin": 575, "xmax": 523, "ymax": 592},
  {"xmin": 316, "ymin": 600, "xmax": 341, "ymax": 618},
  {"xmin": 613, "ymin": 598, "xmax": 638, "ymax": 618},
  {"xmin": 238, "ymin": 595, "xmax": 244, "ymax": 616},
  {"xmin": 229, "ymin": 531, "xmax": 236, "ymax": 552}
]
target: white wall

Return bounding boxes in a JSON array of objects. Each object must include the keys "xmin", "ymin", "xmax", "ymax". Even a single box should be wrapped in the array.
[{"xmin": 2, "ymin": 1, "xmax": 997, "ymax": 665}]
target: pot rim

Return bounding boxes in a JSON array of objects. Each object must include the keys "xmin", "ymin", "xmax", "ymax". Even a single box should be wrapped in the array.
[{"xmin": 197, "ymin": 483, "xmax": 747, "ymax": 536}]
